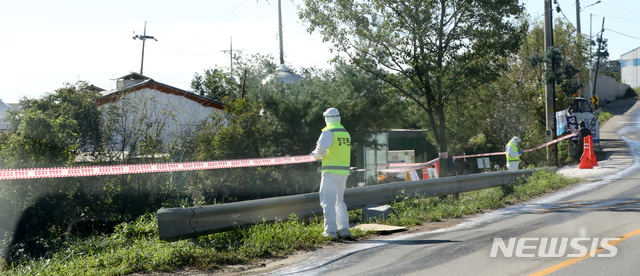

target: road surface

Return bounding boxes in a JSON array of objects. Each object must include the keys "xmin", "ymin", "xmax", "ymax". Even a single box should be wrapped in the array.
[{"xmin": 268, "ymin": 97, "xmax": 640, "ymax": 276}]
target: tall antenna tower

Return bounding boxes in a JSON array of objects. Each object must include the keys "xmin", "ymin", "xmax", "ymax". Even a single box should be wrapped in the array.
[{"xmin": 133, "ymin": 21, "xmax": 157, "ymax": 75}]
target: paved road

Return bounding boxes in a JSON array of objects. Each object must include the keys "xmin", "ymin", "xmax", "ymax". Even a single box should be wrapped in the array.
[{"xmin": 269, "ymin": 97, "xmax": 640, "ymax": 276}]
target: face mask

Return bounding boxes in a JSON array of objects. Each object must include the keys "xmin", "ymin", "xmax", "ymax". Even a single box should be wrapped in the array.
[{"xmin": 325, "ymin": 116, "xmax": 340, "ymax": 126}]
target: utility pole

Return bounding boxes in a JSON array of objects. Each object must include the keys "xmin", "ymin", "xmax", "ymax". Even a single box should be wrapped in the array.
[
  {"xmin": 592, "ymin": 17, "xmax": 605, "ymax": 104},
  {"xmin": 221, "ymin": 36, "xmax": 242, "ymax": 77},
  {"xmin": 544, "ymin": 0, "xmax": 557, "ymax": 165},
  {"xmin": 133, "ymin": 21, "xmax": 157, "ymax": 75},
  {"xmin": 576, "ymin": 0, "xmax": 581, "ymax": 34}
]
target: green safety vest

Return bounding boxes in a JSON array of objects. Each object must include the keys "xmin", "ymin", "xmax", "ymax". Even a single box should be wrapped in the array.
[
  {"xmin": 505, "ymin": 141, "xmax": 520, "ymax": 163},
  {"xmin": 321, "ymin": 122, "xmax": 351, "ymax": 175}
]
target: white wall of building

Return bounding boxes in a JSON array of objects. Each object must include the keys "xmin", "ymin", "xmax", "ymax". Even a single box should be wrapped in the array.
[
  {"xmin": 0, "ymin": 99, "xmax": 13, "ymax": 131},
  {"xmin": 98, "ymin": 88, "xmax": 224, "ymax": 152},
  {"xmin": 621, "ymin": 47, "xmax": 640, "ymax": 89}
]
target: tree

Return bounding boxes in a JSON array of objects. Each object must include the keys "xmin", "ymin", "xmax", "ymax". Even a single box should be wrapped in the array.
[
  {"xmin": 251, "ymin": 63, "xmax": 408, "ymax": 155},
  {"xmin": 444, "ymin": 16, "xmax": 594, "ymax": 168},
  {"xmin": 598, "ymin": 59, "xmax": 620, "ymax": 82},
  {"xmin": 191, "ymin": 54, "xmax": 279, "ymax": 102},
  {"xmin": 0, "ymin": 82, "xmax": 103, "ymax": 260},
  {"xmin": 298, "ymin": 0, "xmax": 527, "ymax": 159},
  {"xmin": 187, "ymin": 58, "xmax": 410, "ymax": 199},
  {"xmin": 190, "ymin": 68, "xmax": 240, "ymax": 101},
  {"xmin": 2, "ymin": 81, "xmax": 101, "ymax": 168}
]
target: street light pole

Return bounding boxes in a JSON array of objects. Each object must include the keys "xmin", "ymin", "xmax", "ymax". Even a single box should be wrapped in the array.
[{"xmin": 576, "ymin": 1, "xmax": 602, "ymax": 35}]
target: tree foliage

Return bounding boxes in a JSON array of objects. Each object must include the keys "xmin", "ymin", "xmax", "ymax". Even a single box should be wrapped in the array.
[
  {"xmin": 0, "ymin": 82, "xmax": 105, "ymax": 260},
  {"xmin": 298, "ymin": 0, "xmax": 527, "ymax": 154},
  {"xmin": 2, "ymin": 82, "xmax": 101, "ymax": 168},
  {"xmin": 190, "ymin": 68, "xmax": 240, "ymax": 101},
  {"xmin": 186, "ymin": 59, "xmax": 410, "ymax": 199},
  {"xmin": 443, "ymin": 16, "xmax": 592, "ymax": 169},
  {"xmin": 0, "ymin": 82, "xmax": 181, "ymax": 261}
]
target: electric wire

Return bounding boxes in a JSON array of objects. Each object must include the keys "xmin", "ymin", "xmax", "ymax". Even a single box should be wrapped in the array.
[
  {"xmin": 605, "ymin": 28, "xmax": 640, "ymax": 41},
  {"xmin": 553, "ymin": 0, "xmax": 577, "ymax": 31},
  {"xmin": 601, "ymin": 2, "xmax": 640, "ymax": 13}
]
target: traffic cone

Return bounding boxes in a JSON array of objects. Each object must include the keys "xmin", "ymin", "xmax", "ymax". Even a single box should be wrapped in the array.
[
  {"xmin": 579, "ymin": 136, "xmax": 593, "ymax": 169},
  {"xmin": 589, "ymin": 136, "xmax": 598, "ymax": 167},
  {"xmin": 422, "ymin": 167, "xmax": 429, "ymax": 180}
]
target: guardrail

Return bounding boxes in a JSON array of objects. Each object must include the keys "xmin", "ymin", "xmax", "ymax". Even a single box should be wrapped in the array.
[{"xmin": 157, "ymin": 167, "xmax": 555, "ymax": 241}]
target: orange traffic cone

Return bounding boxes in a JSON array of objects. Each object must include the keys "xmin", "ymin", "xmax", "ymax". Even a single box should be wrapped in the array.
[
  {"xmin": 422, "ymin": 167, "xmax": 429, "ymax": 180},
  {"xmin": 579, "ymin": 136, "xmax": 593, "ymax": 169},
  {"xmin": 589, "ymin": 136, "xmax": 598, "ymax": 167}
]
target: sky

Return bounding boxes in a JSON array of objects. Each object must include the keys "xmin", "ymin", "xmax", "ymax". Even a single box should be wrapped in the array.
[{"xmin": 1, "ymin": 0, "xmax": 639, "ymax": 104}]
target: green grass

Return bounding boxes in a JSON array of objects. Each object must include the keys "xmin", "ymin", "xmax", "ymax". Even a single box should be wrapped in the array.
[
  {"xmin": 598, "ymin": 110, "xmax": 613, "ymax": 125},
  {"xmin": 1, "ymin": 170, "xmax": 579, "ymax": 275},
  {"xmin": 383, "ymin": 170, "xmax": 578, "ymax": 227}
]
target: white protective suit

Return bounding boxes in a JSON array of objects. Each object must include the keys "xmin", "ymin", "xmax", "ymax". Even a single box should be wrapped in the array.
[
  {"xmin": 311, "ymin": 108, "xmax": 351, "ymax": 238},
  {"xmin": 505, "ymin": 136, "xmax": 522, "ymax": 171}
]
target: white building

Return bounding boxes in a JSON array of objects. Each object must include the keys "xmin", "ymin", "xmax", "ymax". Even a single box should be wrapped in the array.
[
  {"xmin": 621, "ymin": 46, "xmax": 640, "ymax": 88},
  {"xmin": 97, "ymin": 73, "xmax": 225, "ymax": 153},
  {"xmin": 0, "ymin": 99, "xmax": 12, "ymax": 130}
]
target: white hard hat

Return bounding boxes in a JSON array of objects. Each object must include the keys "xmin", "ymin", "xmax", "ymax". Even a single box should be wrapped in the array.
[
  {"xmin": 512, "ymin": 136, "xmax": 521, "ymax": 143},
  {"xmin": 323, "ymin": 108, "xmax": 340, "ymax": 117}
]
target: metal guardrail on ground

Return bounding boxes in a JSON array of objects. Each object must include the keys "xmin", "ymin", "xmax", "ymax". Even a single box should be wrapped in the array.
[{"xmin": 158, "ymin": 167, "xmax": 555, "ymax": 241}]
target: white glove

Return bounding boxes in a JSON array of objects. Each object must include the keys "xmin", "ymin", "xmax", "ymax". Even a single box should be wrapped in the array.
[{"xmin": 311, "ymin": 151, "xmax": 321, "ymax": 160}]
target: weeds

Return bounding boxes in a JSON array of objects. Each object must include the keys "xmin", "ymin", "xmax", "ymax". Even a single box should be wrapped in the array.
[
  {"xmin": 598, "ymin": 110, "xmax": 613, "ymax": 124},
  {"xmin": 1, "ymin": 170, "xmax": 579, "ymax": 275}
]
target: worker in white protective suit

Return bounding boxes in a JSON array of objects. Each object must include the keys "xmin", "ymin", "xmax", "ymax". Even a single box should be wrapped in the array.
[
  {"xmin": 505, "ymin": 136, "xmax": 523, "ymax": 171},
  {"xmin": 311, "ymin": 108, "xmax": 352, "ymax": 239}
]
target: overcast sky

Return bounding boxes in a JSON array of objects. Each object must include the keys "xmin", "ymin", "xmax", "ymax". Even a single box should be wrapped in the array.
[{"xmin": 1, "ymin": 0, "xmax": 638, "ymax": 104}]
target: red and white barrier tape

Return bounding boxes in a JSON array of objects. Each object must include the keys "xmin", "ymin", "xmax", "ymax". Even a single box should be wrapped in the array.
[
  {"xmin": 378, "ymin": 158, "xmax": 440, "ymax": 173},
  {"xmin": 522, "ymin": 133, "xmax": 577, "ymax": 153},
  {"xmin": 378, "ymin": 133, "xmax": 577, "ymax": 173},
  {"xmin": 452, "ymin": 133, "xmax": 577, "ymax": 160},
  {"xmin": 0, "ymin": 133, "xmax": 579, "ymax": 180},
  {"xmin": 0, "ymin": 155, "xmax": 317, "ymax": 180}
]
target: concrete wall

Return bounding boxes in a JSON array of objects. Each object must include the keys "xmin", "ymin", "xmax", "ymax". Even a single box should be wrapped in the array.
[
  {"xmin": 583, "ymin": 72, "xmax": 631, "ymax": 104},
  {"xmin": 621, "ymin": 47, "xmax": 640, "ymax": 88}
]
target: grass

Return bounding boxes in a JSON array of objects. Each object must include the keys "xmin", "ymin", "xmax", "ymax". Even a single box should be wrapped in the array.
[
  {"xmin": 1, "ymin": 170, "xmax": 579, "ymax": 275},
  {"xmin": 598, "ymin": 110, "xmax": 613, "ymax": 125}
]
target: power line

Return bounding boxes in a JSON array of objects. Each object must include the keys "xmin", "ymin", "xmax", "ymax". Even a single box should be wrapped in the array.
[
  {"xmin": 216, "ymin": 0, "xmax": 271, "ymax": 26},
  {"xmin": 605, "ymin": 28, "xmax": 640, "ymax": 41},
  {"xmin": 600, "ymin": 2, "xmax": 640, "ymax": 13},
  {"xmin": 552, "ymin": 0, "xmax": 577, "ymax": 31}
]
